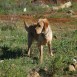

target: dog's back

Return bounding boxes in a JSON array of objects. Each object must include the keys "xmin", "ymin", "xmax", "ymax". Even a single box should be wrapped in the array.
[{"xmin": 24, "ymin": 21, "xmax": 38, "ymax": 40}]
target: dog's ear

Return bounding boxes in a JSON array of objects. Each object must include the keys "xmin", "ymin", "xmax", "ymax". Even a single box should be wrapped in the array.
[
  {"xmin": 43, "ymin": 19, "xmax": 49, "ymax": 30},
  {"xmin": 44, "ymin": 20, "xmax": 48, "ymax": 28}
]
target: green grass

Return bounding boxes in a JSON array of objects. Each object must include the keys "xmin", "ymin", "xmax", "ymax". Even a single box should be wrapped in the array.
[
  {"xmin": 0, "ymin": 0, "xmax": 50, "ymax": 14},
  {"xmin": 0, "ymin": 0, "xmax": 77, "ymax": 77},
  {"xmin": 0, "ymin": 20, "xmax": 77, "ymax": 77},
  {"xmin": 0, "ymin": 0, "xmax": 77, "ymax": 15}
]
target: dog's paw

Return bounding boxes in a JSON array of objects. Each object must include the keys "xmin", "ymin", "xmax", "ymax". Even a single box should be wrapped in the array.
[{"xmin": 50, "ymin": 53, "xmax": 54, "ymax": 56}]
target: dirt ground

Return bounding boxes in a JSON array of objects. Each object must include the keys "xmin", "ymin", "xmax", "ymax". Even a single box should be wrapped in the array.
[{"xmin": 0, "ymin": 14, "xmax": 72, "ymax": 23}]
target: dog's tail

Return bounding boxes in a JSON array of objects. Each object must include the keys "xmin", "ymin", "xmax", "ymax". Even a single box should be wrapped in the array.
[{"xmin": 24, "ymin": 21, "xmax": 29, "ymax": 31}]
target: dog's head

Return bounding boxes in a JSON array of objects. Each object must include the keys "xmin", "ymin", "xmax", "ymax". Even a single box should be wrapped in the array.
[{"xmin": 35, "ymin": 18, "xmax": 49, "ymax": 34}]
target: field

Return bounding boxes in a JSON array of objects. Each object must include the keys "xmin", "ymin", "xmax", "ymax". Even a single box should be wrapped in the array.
[
  {"xmin": 0, "ymin": 18, "xmax": 77, "ymax": 77},
  {"xmin": 0, "ymin": 0, "xmax": 77, "ymax": 77}
]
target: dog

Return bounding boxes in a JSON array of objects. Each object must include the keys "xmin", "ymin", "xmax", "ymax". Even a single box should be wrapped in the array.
[{"xmin": 24, "ymin": 18, "xmax": 53, "ymax": 63}]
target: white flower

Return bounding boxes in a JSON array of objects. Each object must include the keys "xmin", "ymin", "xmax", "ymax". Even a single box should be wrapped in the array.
[{"xmin": 23, "ymin": 8, "xmax": 27, "ymax": 12}]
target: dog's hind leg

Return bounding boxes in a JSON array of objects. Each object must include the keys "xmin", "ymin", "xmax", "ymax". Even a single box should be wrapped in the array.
[{"xmin": 48, "ymin": 42, "xmax": 53, "ymax": 56}]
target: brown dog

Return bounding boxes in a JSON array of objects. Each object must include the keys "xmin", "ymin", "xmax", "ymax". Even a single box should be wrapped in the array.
[{"xmin": 24, "ymin": 18, "xmax": 53, "ymax": 63}]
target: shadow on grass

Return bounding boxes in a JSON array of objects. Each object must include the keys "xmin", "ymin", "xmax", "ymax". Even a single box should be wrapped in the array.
[{"xmin": 0, "ymin": 45, "xmax": 27, "ymax": 60}]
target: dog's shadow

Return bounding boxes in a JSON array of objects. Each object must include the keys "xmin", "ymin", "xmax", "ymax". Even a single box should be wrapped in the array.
[
  {"xmin": 0, "ymin": 45, "xmax": 39, "ymax": 64},
  {"xmin": 0, "ymin": 45, "xmax": 27, "ymax": 60}
]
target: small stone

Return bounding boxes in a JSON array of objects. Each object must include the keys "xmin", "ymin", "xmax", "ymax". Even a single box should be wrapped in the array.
[
  {"xmin": 73, "ymin": 58, "xmax": 77, "ymax": 62},
  {"xmin": 74, "ymin": 63, "xmax": 77, "ymax": 69},
  {"xmin": 27, "ymin": 69, "xmax": 40, "ymax": 77},
  {"xmin": 69, "ymin": 64, "xmax": 76, "ymax": 71},
  {"xmin": 0, "ymin": 60, "xmax": 4, "ymax": 63}
]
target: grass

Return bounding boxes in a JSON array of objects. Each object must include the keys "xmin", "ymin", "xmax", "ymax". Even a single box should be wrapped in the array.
[
  {"xmin": 0, "ymin": 20, "xmax": 77, "ymax": 77},
  {"xmin": 0, "ymin": 0, "xmax": 50, "ymax": 15},
  {"xmin": 0, "ymin": 1, "xmax": 77, "ymax": 77},
  {"xmin": 0, "ymin": 0, "xmax": 77, "ymax": 15}
]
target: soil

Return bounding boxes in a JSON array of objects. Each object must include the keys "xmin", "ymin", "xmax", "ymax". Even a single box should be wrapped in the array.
[{"xmin": 0, "ymin": 14, "xmax": 72, "ymax": 23}]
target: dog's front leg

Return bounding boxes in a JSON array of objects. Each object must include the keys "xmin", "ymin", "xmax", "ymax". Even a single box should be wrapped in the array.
[
  {"xmin": 38, "ymin": 45, "xmax": 43, "ymax": 64},
  {"xmin": 27, "ymin": 35, "xmax": 33, "ymax": 57},
  {"xmin": 48, "ymin": 42, "xmax": 53, "ymax": 56}
]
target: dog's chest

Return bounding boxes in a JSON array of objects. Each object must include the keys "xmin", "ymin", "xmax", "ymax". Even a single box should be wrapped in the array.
[
  {"xmin": 39, "ymin": 34, "xmax": 47, "ymax": 44},
  {"xmin": 36, "ymin": 33, "xmax": 52, "ymax": 45}
]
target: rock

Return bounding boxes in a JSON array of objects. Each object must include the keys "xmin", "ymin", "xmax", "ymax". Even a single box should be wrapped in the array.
[
  {"xmin": 73, "ymin": 58, "xmax": 77, "ymax": 62},
  {"xmin": 73, "ymin": 63, "xmax": 77, "ymax": 70},
  {"xmin": 0, "ymin": 60, "xmax": 4, "ymax": 63},
  {"xmin": 27, "ymin": 69, "xmax": 40, "ymax": 77},
  {"xmin": 67, "ymin": 10, "xmax": 74, "ymax": 16},
  {"xmin": 75, "ymin": 63, "xmax": 77, "ymax": 69},
  {"xmin": 69, "ymin": 64, "xmax": 76, "ymax": 71}
]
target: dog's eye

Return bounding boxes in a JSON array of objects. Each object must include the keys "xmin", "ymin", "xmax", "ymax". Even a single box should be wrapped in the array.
[{"xmin": 38, "ymin": 25, "xmax": 40, "ymax": 27}]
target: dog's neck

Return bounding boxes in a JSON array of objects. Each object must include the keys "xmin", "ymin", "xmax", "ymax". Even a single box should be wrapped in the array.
[{"xmin": 42, "ymin": 26, "xmax": 50, "ymax": 35}]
